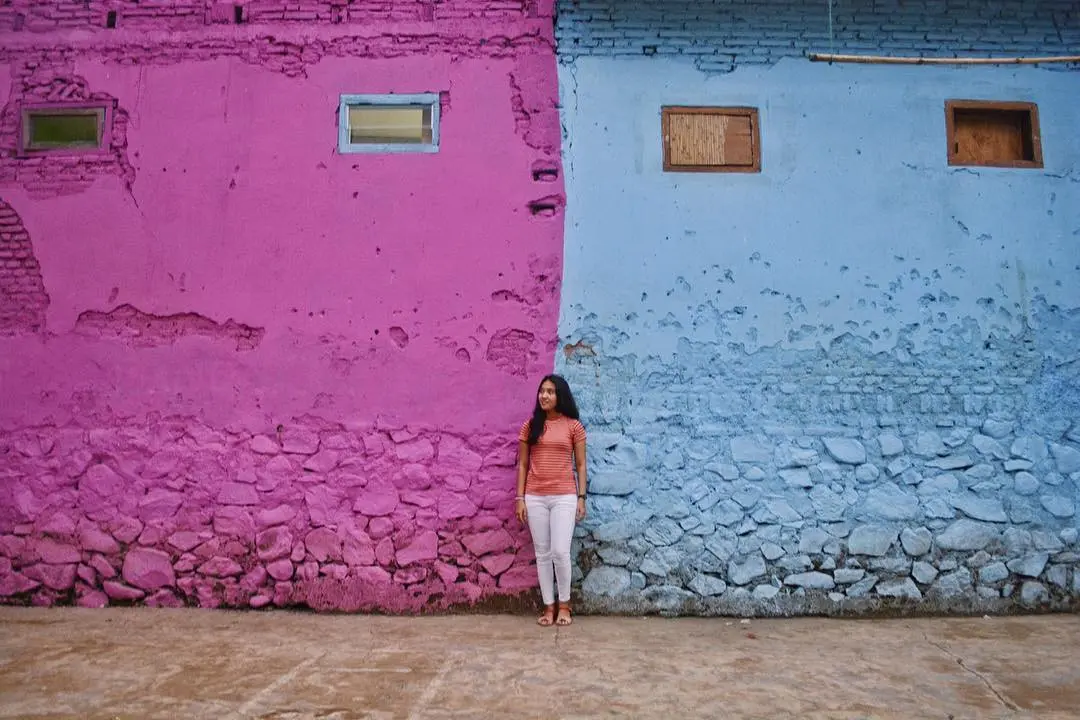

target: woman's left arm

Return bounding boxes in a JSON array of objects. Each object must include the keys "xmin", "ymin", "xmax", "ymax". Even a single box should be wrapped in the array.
[{"xmin": 573, "ymin": 439, "xmax": 587, "ymax": 520}]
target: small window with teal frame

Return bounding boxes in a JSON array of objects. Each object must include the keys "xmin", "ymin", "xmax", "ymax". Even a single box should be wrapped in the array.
[{"xmin": 338, "ymin": 94, "xmax": 440, "ymax": 154}]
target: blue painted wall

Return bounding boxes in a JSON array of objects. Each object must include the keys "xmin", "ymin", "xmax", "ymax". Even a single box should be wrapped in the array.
[{"xmin": 557, "ymin": 0, "xmax": 1080, "ymax": 614}]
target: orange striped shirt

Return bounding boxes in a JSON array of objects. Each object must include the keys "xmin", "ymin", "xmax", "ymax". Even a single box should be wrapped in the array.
[{"xmin": 519, "ymin": 415, "xmax": 586, "ymax": 496}]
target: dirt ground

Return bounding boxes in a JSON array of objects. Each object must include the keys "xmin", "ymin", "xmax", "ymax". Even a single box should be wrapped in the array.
[{"xmin": 0, "ymin": 608, "xmax": 1077, "ymax": 720}]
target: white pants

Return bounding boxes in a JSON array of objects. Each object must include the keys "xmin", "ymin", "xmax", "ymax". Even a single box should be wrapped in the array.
[{"xmin": 524, "ymin": 493, "xmax": 577, "ymax": 605}]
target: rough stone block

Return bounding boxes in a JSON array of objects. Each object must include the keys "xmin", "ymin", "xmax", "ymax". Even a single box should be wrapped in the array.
[
  {"xmin": 834, "ymin": 568, "xmax": 865, "ymax": 584},
  {"xmin": 728, "ymin": 555, "xmax": 766, "ymax": 586},
  {"xmin": 822, "ymin": 437, "xmax": 866, "ymax": 465},
  {"xmin": 876, "ymin": 577, "xmax": 922, "ymax": 600},
  {"xmin": 863, "ymin": 484, "xmax": 919, "ymax": 520},
  {"xmin": 878, "ymin": 434, "xmax": 904, "ymax": 457},
  {"xmin": 783, "ymin": 571, "xmax": 834, "ymax": 590},
  {"xmin": 900, "ymin": 527, "xmax": 932, "ymax": 556},
  {"xmin": 1019, "ymin": 581, "xmax": 1049, "ymax": 606},
  {"xmin": 847, "ymin": 525, "xmax": 897, "ymax": 556},
  {"xmin": 936, "ymin": 520, "xmax": 1000, "ymax": 551},
  {"xmin": 1006, "ymin": 553, "xmax": 1049, "ymax": 578},
  {"xmin": 950, "ymin": 494, "xmax": 1007, "ymax": 523},
  {"xmin": 912, "ymin": 561, "xmax": 938, "ymax": 585},
  {"xmin": 688, "ymin": 573, "xmax": 727, "ymax": 596},
  {"xmin": 1040, "ymin": 495, "xmax": 1075, "ymax": 518},
  {"xmin": 121, "ymin": 548, "xmax": 176, "ymax": 591},
  {"xmin": 582, "ymin": 566, "xmax": 631, "ymax": 597}
]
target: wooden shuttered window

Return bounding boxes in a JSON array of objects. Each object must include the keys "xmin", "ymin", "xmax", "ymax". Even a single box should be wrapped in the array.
[
  {"xmin": 662, "ymin": 106, "xmax": 760, "ymax": 173},
  {"xmin": 946, "ymin": 100, "xmax": 1042, "ymax": 169}
]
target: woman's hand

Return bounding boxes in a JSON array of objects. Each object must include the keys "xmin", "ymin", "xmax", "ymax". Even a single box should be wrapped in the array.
[
  {"xmin": 515, "ymin": 498, "xmax": 527, "ymax": 524},
  {"xmin": 576, "ymin": 497, "xmax": 586, "ymax": 521}
]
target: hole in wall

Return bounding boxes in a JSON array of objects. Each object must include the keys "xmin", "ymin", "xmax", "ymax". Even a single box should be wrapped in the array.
[
  {"xmin": 527, "ymin": 197, "xmax": 561, "ymax": 216},
  {"xmin": 531, "ymin": 167, "xmax": 559, "ymax": 182},
  {"xmin": 234, "ymin": 5, "xmax": 245, "ymax": 24},
  {"xmin": 106, "ymin": 11, "xmax": 117, "ymax": 28}
]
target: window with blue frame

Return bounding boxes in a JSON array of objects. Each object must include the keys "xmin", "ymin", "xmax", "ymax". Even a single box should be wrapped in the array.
[{"xmin": 338, "ymin": 94, "xmax": 440, "ymax": 154}]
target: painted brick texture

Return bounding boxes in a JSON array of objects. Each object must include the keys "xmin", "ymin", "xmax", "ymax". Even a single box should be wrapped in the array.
[
  {"xmin": 557, "ymin": 0, "xmax": 1080, "ymax": 69},
  {"xmin": 0, "ymin": 0, "xmax": 550, "ymax": 32}
]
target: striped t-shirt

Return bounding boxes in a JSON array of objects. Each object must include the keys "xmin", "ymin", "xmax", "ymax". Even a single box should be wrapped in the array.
[{"xmin": 519, "ymin": 415, "xmax": 587, "ymax": 496}]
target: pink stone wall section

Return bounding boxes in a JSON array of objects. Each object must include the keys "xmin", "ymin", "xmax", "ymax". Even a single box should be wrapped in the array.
[{"xmin": 0, "ymin": 0, "xmax": 564, "ymax": 611}]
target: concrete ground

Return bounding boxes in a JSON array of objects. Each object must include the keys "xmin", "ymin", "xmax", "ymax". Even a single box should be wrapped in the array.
[{"xmin": 0, "ymin": 609, "xmax": 1077, "ymax": 720}]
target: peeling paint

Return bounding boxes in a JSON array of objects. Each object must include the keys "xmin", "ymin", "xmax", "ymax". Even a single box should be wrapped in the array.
[
  {"xmin": 0, "ymin": 199, "xmax": 48, "ymax": 335},
  {"xmin": 74, "ymin": 304, "xmax": 265, "ymax": 350}
]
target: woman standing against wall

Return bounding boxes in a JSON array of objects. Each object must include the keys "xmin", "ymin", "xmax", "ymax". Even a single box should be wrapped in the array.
[{"xmin": 515, "ymin": 374, "xmax": 588, "ymax": 626}]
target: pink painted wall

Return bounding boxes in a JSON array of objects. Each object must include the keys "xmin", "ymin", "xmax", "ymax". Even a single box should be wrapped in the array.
[{"xmin": 0, "ymin": 1, "xmax": 565, "ymax": 611}]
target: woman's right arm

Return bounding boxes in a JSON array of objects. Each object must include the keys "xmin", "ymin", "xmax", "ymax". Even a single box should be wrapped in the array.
[{"xmin": 516, "ymin": 440, "xmax": 529, "ymax": 523}]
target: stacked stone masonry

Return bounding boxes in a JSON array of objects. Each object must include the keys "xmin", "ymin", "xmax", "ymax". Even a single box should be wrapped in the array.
[
  {"xmin": 0, "ymin": 421, "xmax": 538, "ymax": 610},
  {"xmin": 562, "ymin": 316, "xmax": 1080, "ymax": 615},
  {"xmin": 575, "ymin": 421, "xmax": 1080, "ymax": 615},
  {"xmin": 557, "ymin": 0, "xmax": 1080, "ymax": 71}
]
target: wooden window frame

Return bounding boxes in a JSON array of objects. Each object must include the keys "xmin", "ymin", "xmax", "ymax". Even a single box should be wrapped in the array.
[
  {"xmin": 661, "ymin": 106, "xmax": 761, "ymax": 173},
  {"xmin": 338, "ymin": 93, "xmax": 440, "ymax": 155},
  {"xmin": 945, "ymin": 100, "xmax": 1043, "ymax": 169},
  {"xmin": 18, "ymin": 102, "xmax": 114, "ymax": 157}
]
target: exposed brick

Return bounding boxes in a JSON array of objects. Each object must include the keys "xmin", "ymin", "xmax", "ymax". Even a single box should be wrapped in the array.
[
  {"xmin": 556, "ymin": 0, "xmax": 1080, "ymax": 66},
  {"xmin": 0, "ymin": 0, "xmax": 547, "ymax": 33},
  {"xmin": 0, "ymin": 199, "xmax": 48, "ymax": 335}
]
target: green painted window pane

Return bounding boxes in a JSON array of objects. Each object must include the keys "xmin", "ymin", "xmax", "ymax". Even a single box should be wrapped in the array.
[{"xmin": 27, "ymin": 112, "xmax": 101, "ymax": 149}]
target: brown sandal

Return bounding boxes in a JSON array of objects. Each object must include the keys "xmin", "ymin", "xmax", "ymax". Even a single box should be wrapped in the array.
[
  {"xmin": 556, "ymin": 602, "xmax": 573, "ymax": 626},
  {"xmin": 537, "ymin": 604, "xmax": 555, "ymax": 626}
]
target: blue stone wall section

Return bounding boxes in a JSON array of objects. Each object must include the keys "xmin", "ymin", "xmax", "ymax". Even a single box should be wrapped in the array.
[{"xmin": 555, "ymin": 0, "xmax": 1080, "ymax": 615}]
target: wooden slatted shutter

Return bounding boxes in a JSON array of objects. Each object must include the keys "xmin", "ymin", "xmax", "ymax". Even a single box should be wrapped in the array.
[{"xmin": 662, "ymin": 107, "xmax": 760, "ymax": 173}]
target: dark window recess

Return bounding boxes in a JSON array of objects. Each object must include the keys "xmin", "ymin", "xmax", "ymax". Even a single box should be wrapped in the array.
[
  {"xmin": 946, "ymin": 100, "xmax": 1042, "ymax": 169},
  {"xmin": 22, "ymin": 109, "xmax": 105, "ymax": 152},
  {"xmin": 106, "ymin": 11, "xmax": 117, "ymax": 28},
  {"xmin": 234, "ymin": 5, "xmax": 245, "ymax": 24}
]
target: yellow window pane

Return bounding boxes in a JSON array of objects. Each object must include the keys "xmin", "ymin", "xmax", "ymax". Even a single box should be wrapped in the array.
[{"xmin": 348, "ymin": 105, "xmax": 432, "ymax": 144}]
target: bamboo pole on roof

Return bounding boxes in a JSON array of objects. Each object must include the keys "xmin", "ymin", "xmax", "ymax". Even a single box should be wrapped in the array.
[{"xmin": 809, "ymin": 53, "xmax": 1080, "ymax": 65}]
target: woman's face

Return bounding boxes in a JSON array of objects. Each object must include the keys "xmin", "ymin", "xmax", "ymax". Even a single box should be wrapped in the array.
[{"xmin": 538, "ymin": 380, "xmax": 558, "ymax": 412}]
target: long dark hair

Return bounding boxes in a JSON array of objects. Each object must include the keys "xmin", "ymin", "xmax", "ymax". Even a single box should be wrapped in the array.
[{"xmin": 526, "ymin": 374, "xmax": 580, "ymax": 445}]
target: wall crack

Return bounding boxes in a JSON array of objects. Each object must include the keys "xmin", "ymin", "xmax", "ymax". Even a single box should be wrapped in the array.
[{"xmin": 922, "ymin": 630, "xmax": 1020, "ymax": 711}]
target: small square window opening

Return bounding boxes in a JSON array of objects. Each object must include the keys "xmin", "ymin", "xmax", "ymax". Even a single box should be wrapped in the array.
[
  {"xmin": 20, "ymin": 106, "xmax": 109, "ymax": 154},
  {"xmin": 662, "ymin": 106, "xmax": 760, "ymax": 173},
  {"xmin": 946, "ymin": 100, "xmax": 1042, "ymax": 169},
  {"xmin": 338, "ymin": 94, "xmax": 440, "ymax": 154}
]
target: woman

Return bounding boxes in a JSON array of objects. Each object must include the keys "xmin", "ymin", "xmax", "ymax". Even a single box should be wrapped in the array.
[{"xmin": 515, "ymin": 374, "xmax": 587, "ymax": 627}]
